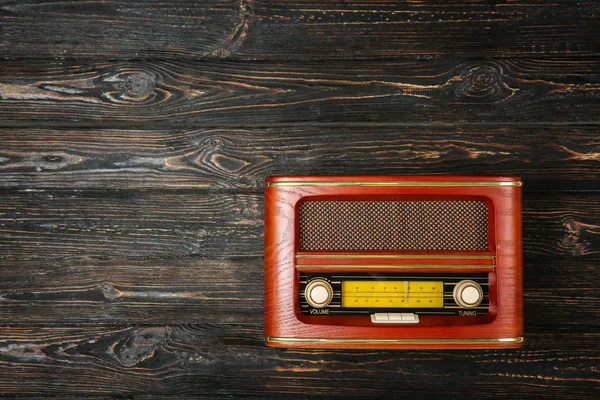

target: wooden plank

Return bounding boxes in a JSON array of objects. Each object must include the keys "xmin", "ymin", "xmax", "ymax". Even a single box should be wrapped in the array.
[
  {"xmin": 1, "ymin": 126, "xmax": 599, "ymax": 191},
  {"xmin": 0, "ymin": 326, "xmax": 597, "ymax": 397},
  {"xmin": 0, "ymin": 258, "xmax": 263, "ymax": 325},
  {"xmin": 0, "ymin": 59, "xmax": 598, "ymax": 127},
  {"xmin": 0, "ymin": 257, "xmax": 597, "ymax": 330},
  {"xmin": 0, "ymin": 191, "xmax": 598, "ymax": 261},
  {"xmin": 1, "ymin": 1, "xmax": 598, "ymax": 59},
  {"xmin": 0, "ymin": 191, "xmax": 263, "ymax": 259}
]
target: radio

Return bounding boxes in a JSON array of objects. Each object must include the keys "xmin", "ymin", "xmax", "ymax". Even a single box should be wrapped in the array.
[{"xmin": 264, "ymin": 176, "xmax": 523, "ymax": 349}]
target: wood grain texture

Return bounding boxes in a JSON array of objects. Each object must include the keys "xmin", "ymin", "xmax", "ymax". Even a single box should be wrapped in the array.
[
  {"xmin": 0, "ymin": 326, "xmax": 597, "ymax": 398},
  {"xmin": 1, "ymin": 1, "xmax": 599, "ymax": 59},
  {"xmin": 1, "ymin": 191, "xmax": 599, "ymax": 261},
  {"xmin": 0, "ymin": 258, "xmax": 263, "ymax": 325},
  {"xmin": 0, "ymin": 191, "xmax": 263, "ymax": 260},
  {"xmin": 1, "ymin": 126, "xmax": 599, "ymax": 191},
  {"xmin": 1, "ymin": 58, "xmax": 599, "ymax": 127}
]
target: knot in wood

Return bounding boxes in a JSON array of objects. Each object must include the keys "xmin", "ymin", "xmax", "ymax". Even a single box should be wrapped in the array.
[
  {"xmin": 42, "ymin": 155, "xmax": 63, "ymax": 163},
  {"xmin": 209, "ymin": 139, "xmax": 223, "ymax": 148},
  {"xmin": 118, "ymin": 348, "xmax": 139, "ymax": 367},
  {"xmin": 116, "ymin": 327, "xmax": 168, "ymax": 367},
  {"xmin": 100, "ymin": 282, "xmax": 120, "ymax": 300},
  {"xmin": 561, "ymin": 218, "xmax": 598, "ymax": 256},
  {"xmin": 468, "ymin": 66, "xmax": 499, "ymax": 91},
  {"xmin": 124, "ymin": 73, "xmax": 154, "ymax": 98},
  {"xmin": 455, "ymin": 65, "xmax": 511, "ymax": 102}
]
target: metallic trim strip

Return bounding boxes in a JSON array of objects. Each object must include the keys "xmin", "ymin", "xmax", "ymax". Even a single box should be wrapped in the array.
[
  {"xmin": 297, "ymin": 254, "xmax": 495, "ymax": 260},
  {"xmin": 297, "ymin": 264, "xmax": 494, "ymax": 270},
  {"xmin": 267, "ymin": 180, "xmax": 522, "ymax": 187},
  {"xmin": 334, "ymin": 276, "xmax": 486, "ymax": 279},
  {"xmin": 265, "ymin": 336, "xmax": 524, "ymax": 345}
]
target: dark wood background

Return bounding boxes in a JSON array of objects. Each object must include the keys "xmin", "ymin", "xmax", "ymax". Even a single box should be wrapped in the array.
[{"xmin": 1, "ymin": 1, "xmax": 599, "ymax": 398}]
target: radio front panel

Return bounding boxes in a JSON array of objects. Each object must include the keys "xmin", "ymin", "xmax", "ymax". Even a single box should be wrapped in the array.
[{"xmin": 300, "ymin": 273, "xmax": 490, "ymax": 318}]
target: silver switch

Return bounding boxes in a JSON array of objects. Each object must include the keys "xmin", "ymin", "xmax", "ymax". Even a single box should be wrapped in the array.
[{"xmin": 371, "ymin": 313, "xmax": 420, "ymax": 324}]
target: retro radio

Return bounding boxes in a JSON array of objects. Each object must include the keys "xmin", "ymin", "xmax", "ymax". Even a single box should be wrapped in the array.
[{"xmin": 264, "ymin": 176, "xmax": 523, "ymax": 349}]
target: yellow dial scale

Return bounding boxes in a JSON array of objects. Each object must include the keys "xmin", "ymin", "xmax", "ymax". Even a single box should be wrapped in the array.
[{"xmin": 341, "ymin": 281, "xmax": 444, "ymax": 308}]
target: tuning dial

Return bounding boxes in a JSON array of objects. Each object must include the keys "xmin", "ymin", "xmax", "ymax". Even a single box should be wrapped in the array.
[
  {"xmin": 453, "ymin": 280, "xmax": 483, "ymax": 308},
  {"xmin": 305, "ymin": 279, "xmax": 333, "ymax": 308}
]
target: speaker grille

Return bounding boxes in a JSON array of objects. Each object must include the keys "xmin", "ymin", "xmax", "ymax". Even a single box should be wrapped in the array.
[{"xmin": 299, "ymin": 200, "xmax": 488, "ymax": 251}]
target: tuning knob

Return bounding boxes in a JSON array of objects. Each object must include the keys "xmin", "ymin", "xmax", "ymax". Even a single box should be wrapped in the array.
[
  {"xmin": 453, "ymin": 280, "xmax": 483, "ymax": 308},
  {"xmin": 305, "ymin": 279, "xmax": 333, "ymax": 308}
]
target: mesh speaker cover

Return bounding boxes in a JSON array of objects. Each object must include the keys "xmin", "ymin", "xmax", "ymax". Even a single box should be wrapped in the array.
[{"xmin": 299, "ymin": 200, "xmax": 488, "ymax": 251}]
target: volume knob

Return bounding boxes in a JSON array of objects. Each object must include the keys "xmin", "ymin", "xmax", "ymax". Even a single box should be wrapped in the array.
[
  {"xmin": 453, "ymin": 280, "xmax": 483, "ymax": 308},
  {"xmin": 305, "ymin": 279, "xmax": 333, "ymax": 308}
]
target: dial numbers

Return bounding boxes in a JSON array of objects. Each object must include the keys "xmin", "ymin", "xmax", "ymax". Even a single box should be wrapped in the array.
[{"xmin": 342, "ymin": 281, "xmax": 443, "ymax": 308}]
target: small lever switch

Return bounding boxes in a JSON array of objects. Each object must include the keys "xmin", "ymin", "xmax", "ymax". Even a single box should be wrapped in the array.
[{"xmin": 370, "ymin": 313, "xmax": 420, "ymax": 324}]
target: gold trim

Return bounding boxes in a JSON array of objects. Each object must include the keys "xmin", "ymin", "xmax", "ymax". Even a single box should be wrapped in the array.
[
  {"xmin": 296, "ymin": 264, "xmax": 494, "ymax": 270},
  {"xmin": 297, "ymin": 254, "xmax": 494, "ymax": 260},
  {"xmin": 267, "ymin": 180, "xmax": 522, "ymax": 187},
  {"xmin": 265, "ymin": 336, "xmax": 524, "ymax": 345}
]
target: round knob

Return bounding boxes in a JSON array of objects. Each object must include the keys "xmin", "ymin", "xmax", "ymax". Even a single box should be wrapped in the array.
[
  {"xmin": 453, "ymin": 280, "xmax": 483, "ymax": 308},
  {"xmin": 305, "ymin": 279, "xmax": 333, "ymax": 308}
]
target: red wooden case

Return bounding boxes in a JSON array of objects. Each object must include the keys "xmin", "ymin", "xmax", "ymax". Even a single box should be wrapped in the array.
[{"xmin": 264, "ymin": 176, "xmax": 523, "ymax": 349}]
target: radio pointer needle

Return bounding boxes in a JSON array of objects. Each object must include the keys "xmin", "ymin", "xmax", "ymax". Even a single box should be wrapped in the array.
[{"xmin": 405, "ymin": 281, "xmax": 409, "ymax": 303}]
